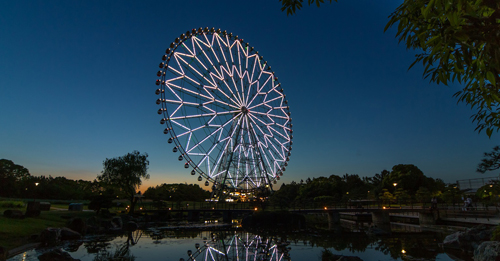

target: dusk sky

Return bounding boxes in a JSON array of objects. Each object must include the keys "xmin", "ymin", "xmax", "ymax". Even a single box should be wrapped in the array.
[{"xmin": 1, "ymin": 0, "xmax": 496, "ymax": 191}]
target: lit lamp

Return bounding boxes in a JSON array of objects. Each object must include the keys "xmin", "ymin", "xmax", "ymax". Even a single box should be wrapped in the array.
[
  {"xmin": 34, "ymin": 182, "xmax": 39, "ymax": 202},
  {"xmin": 393, "ymin": 183, "xmax": 397, "ymax": 187}
]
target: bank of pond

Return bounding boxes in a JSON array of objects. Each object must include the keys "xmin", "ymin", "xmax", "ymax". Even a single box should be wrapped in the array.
[{"xmin": 6, "ymin": 209, "xmax": 497, "ymax": 261}]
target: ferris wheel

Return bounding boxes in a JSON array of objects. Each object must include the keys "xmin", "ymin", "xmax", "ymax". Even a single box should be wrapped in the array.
[
  {"xmin": 156, "ymin": 27, "xmax": 292, "ymax": 193},
  {"xmin": 180, "ymin": 232, "xmax": 291, "ymax": 261}
]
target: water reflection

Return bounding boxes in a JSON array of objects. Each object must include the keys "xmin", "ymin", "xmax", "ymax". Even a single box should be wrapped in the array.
[
  {"xmin": 180, "ymin": 231, "xmax": 291, "ymax": 261},
  {"xmin": 82, "ymin": 231, "xmax": 141, "ymax": 261},
  {"xmin": 8, "ymin": 228, "xmax": 461, "ymax": 261}
]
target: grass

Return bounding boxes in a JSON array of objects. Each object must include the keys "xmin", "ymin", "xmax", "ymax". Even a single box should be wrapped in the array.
[{"xmin": 0, "ymin": 207, "xmax": 95, "ymax": 251}]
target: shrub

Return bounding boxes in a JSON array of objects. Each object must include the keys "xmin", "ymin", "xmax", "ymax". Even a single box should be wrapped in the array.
[
  {"xmin": 0, "ymin": 201, "xmax": 25, "ymax": 208},
  {"xmin": 491, "ymin": 225, "xmax": 500, "ymax": 241}
]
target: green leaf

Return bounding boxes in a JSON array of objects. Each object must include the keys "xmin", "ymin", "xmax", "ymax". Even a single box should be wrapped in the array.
[
  {"xmin": 487, "ymin": 71, "xmax": 496, "ymax": 86},
  {"xmin": 423, "ymin": 0, "xmax": 436, "ymax": 19},
  {"xmin": 486, "ymin": 128, "xmax": 493, "ymax": 138}
]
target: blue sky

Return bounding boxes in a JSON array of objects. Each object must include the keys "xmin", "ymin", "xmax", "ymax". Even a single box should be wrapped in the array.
[{"xmin": 0, "ymin": 0, "xmax": 496, "ymax": 191}]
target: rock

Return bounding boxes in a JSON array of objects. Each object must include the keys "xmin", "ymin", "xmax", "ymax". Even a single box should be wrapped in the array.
[
  {"xmin": 338, "ymin": 256, "xmax": 363, "ymax": 261},
  {"xmin": 60, "ymin": 227, "xmax": 81, "ymax": 240},
  {"xmin": 125, "ymin": 221, "xmax": 138, "ymax": 231},
  {"xmin": 25, "ymin": 202, "xmax": 41, "ymax": 217},
  {"xmin": 366, "ymin": 226, "xmax": 390, "ymax": 236},
  {"xmin": 100, "ymin": 220, "xmax": 112, "ymax": 230},
  {"xmin": 0, "ymin": 246, "xmax": 7, "ymax": 261},
  {"xmin": 40, "ymin": 228, "xmax": 61, "ymax": 247},
  {"xmin": 325, "ymin": 254, "xmax": 363, "ymax": 261},
  {"xmin": 68, "ymin": 217, "xmax": 86, "ymax": 235},
  {"xmin": 3, "ymin": 209, "xmax": 24, "ymax": 219},
  {"xmin": 443, "ymin": 231, "xmax": 461, "ymax": 249},
  {"xmin": 111, "ymin": 217, "xmax": 123, "ymax": 229},
  {"xmin": 38, "ymin": 249, "xmax": 80, "ymax": 261},
  {"xmin": 474, "ymin": 241, "xmax": 500, "ymax": 261},
  {"xmin": 442, "ymin": 225, "xmax": 494, "ymax": 252}
]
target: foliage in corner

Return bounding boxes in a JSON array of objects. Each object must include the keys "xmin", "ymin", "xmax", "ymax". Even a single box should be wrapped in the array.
[
  {"xmin": 477, "ymin": 145, "xmax": 500, "ymax": 173},
  {"xmin": 279, "ymin": 0, "xmax": 337, "ymax": 15},
  {"xmin": 385, "ymin": 0, "xmax": 500, "ymax": 137}
]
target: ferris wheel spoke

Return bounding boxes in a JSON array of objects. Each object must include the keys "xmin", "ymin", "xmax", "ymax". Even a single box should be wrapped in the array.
[
  {"xmin": 170, "ymin": 110, "xmax": 238, "ymax": 120},
  {"xmin": 248, "ymin": 120, "xmax": 281, "ymax": 173},
  {"xmin": 219, "ymin": 66, "xmax": 243, "ymax": 105},
  {"xmin": 266, "ymin": 123, "xmax": 290, "ymax": 141},
  {"xmin": 246, "ymin": 73, "xmax": 273, "ymax": 108},
  {"xmin": 250, "ymin": 110, "xmax": 289, "ymax": 120},
  {"xmin": 229, "ymin": 68, "xmax": 244, "ymax": 106},
  {"xmin": 174, "ymin": 54, "xmax": 217, "ymax": 87},
  {"xmin": 247, "ymin": 117, "xmax": 272, "ymax": 148},
  {"xmin": 247, "ymin": 95, "xmax": 282, "ymax": 111},
  {"xmin": 186, "ymin": 113, "xmax": 239, "ymax": 154},
  {"xmin": 215, "ymin": 35, "xmax": 231, "ymax": 73},
  {"xmin": 166, "ymin": 81, "xmax": 239, "ymax": 110},
  {"xmin": 257, "ymin": 145, "xmax": 275, "ymax": 177},
  {"xmin": 192, "ymin": 37, "xmax": 219, "ymax": 71}
]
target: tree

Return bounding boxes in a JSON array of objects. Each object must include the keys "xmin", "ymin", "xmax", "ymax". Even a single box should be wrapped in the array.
[
  {"xmin": 0, "ymin": 159, "xmax": 32, "ymax": 197},
  {"xmin": 98, "ymin": 151, "xmax": 149, "ymax": 214},
  {"xmin": 477, "ymin": 145, "xmax": 500, "ymax": 173},
  {"xmin": 385, "ymin": 0, "xmax": 500, "ymax": 137},
  {"xmin": 281, "ymin": 0, "xmax": 500, "ymax": 137},
  {"xmin": 280, "ymin": 0, "xmax": 337, "ymax": 15},
  {"xmin": 383, "ymin": 164, "xmax": 426, "ymax": 195}
]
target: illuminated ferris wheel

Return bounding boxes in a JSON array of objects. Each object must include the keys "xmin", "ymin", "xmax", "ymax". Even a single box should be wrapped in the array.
[
  {"xmin": 155, "ymin": 27, "xmax": 292, "ymax": 193},
  {"xmin": 180, "ymin": 232, "xmax": 291, "ymax": 261}
]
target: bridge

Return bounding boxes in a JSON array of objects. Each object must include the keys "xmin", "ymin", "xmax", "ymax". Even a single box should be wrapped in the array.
[{"xmin": 136, "ymin": 201, "xmax": 500, "ymax": 233}]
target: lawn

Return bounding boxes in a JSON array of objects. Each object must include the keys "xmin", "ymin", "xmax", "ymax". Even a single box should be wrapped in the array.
[{"xmin": 0, "ymin": 207, "xmax": 95, "ymax": 251}]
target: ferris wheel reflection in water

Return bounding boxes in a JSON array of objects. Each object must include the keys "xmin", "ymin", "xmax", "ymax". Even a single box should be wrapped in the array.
[{"xmin": 179, "ymin": 231, "xmax": 291, "ymax": 261}]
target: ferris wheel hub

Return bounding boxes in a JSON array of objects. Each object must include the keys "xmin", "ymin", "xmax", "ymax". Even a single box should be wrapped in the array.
[{"xmin": 241, "ymin": 106, "xmax": 249, "ymax": 114}]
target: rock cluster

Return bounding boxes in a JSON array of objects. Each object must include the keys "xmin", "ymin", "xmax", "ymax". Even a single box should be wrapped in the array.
[
  {"xmin": 40, "ymin": 228, "xmax": 81, "ymax": 247},
  {"xmin": 38, "ymin": 249, "xmax": 80, "ymax": 261},
  {"xmin": 442, "ymin": 225, "xmax": 494, "ymax": 252},
  {"xmin": 474, "ymin": 241, "xmax": 500, "ymax": 261}
]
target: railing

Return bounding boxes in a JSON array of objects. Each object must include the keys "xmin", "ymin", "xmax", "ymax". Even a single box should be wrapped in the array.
[{"xmin": 133, "ymin": 199, "xmax": 500, "ymax": 214}]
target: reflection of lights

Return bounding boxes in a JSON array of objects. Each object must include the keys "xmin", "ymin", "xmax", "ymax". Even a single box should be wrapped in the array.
[
  {"xmin": 401, "ymin": 249, "xmax": 406, "ymax": 254},
  {"xmin": 184, "ymin": 232, "xmax": 291, "ymax": 260},
  {"xmin": 491, "ymin": 185, "xmax": 493, "ymax": 188}
]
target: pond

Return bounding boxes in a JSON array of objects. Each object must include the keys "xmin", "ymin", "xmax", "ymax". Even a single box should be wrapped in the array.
[{"xmin": 8, "ymin": 221, "xmax": 468, "ymax": 261}]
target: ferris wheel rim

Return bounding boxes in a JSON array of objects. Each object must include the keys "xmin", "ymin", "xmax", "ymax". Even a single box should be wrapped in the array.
[{"xmin": 156, "ymin": 27, "xmax": 292, "ymax": 190}]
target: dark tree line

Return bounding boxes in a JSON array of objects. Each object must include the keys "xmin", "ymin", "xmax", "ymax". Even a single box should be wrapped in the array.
[
  {"xmin": 143, "ymin": 183, "xmax": 210, "ymax": 202},
  {"xmin": 0, "ymin": 159, "xmax": 98, "ymax": 200},
  {"xmin": 270, "ymin": 164, "xmax": 447, "ymax": 208}
]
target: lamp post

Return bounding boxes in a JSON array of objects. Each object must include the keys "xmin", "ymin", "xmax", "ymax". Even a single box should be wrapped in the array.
[
  {"xmin": 34, "ymin": 182, "xmax": 39, "ymax": 202},
  {"xmin": 392, "ymin": 183, "xmax": 398, "ymax": 207}
]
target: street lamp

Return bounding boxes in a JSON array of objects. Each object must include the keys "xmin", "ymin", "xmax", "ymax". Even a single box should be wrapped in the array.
[
  {"xmin": 393, "ymin": 183, "xmax": 397, "ymax": 187},
  {"xmin": 34, "ymin": 182, "xmax": 39, "ymax": 202}
]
